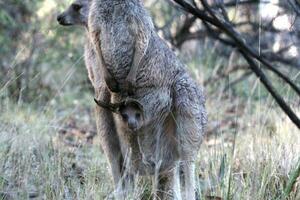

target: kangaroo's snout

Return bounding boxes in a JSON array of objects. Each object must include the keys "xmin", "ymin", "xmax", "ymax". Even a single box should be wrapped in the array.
[
  {"xmin": 128, "ymin": 120, "xmax": 138, "ymax": 131},
  {"xmin": 57, "ymin": 13, "xmax": 72, "ymax": 26},
  {"xmin": 57, "ymin": 14, "xmax": 64, "ymax": 24}
]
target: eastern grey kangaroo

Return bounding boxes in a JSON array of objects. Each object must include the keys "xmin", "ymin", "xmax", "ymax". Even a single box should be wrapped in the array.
[
  {"xmin": 57, "ymin": 0, "xmax": 125, "ymax": 193},
  {"xmin": 58, "ymin": 0, "xmax": 207, "ymax": 199},
  {"xmin": 88, "ymin": 0, "xmax": 207, "ymax": 199},
  {"xmin": 94, "ymin": 97, "xmax": 144, "ymax": 131}
]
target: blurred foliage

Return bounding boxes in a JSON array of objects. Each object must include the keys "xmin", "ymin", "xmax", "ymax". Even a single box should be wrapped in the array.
[{"xmin": 0, "ymin": 0, "xmax": 90, "ymax": 104}]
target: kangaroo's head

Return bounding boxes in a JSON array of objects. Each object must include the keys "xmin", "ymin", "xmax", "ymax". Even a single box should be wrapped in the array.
[
  {"xmin": 119, "ymin": 100, "xmax": 144, "ymax": 132},
  {"xmin": 57, "ymin": 0, "xmax": 90, "ymax": 26}
]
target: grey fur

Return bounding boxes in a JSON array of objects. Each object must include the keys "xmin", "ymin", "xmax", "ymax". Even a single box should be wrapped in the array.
[
  {"xmin": 58, "ymin": 0, "xmax": 208, "ymax": 199},
  {"xmin": 58, "ymin": 0, "xmax": 125, "ymax": 193},
  {"xmin": 89, "ymin": 0, "xmax": 207, "ymax": 199},
  {"xmin": 94, "ymin": 97, "xmax": 144, "ymax": 131}
]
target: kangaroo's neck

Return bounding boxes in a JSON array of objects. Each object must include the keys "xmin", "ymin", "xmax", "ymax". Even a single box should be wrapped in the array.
[{"xmin": 93, "ymin": 0, "xmax": 141, "ymax": 7}]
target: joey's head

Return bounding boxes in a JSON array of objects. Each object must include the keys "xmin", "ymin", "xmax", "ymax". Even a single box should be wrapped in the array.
[
  {"xmin": 57, "ymin": 0, "xmax": 90, "ymax": 26},
  {"xmin": 119, "ymin": 100, "xmax": 144, "ymax": 132}
]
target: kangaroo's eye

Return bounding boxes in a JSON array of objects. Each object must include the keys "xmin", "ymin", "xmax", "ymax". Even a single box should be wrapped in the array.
[
  {"xmin": 121, "ymin": 113, "xmax": 128, "ymax": 121},
  {"xmin": 135, "ymin": 113, "xmax": 141, "ymax": 120},
  {"xmin": 72, "ymin": 4, "xmax": 82, "ymax": 11}
]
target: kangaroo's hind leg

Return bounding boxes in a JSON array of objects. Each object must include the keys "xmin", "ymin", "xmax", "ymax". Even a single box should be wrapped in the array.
[
  {"xmin": 173, "ymin": 74, "xmax": 207, "ymax": 200},
  {"xmin": 152, "ymin": 163, "xmax": 182, "ymax": 200},
  {"xmin": 94, "ymin": 87, "xmax": 124, "ymax": 198}
]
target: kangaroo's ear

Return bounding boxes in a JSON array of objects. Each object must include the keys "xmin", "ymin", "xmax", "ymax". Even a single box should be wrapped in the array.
[{"xmin": 124, "ymin": 98, "xmax": 144, "ymax": 111}]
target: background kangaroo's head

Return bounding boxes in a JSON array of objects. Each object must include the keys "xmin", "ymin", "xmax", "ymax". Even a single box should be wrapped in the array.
[{"xmin": 57, "ymin": 0, "xmax": 90, "ymax": 26}]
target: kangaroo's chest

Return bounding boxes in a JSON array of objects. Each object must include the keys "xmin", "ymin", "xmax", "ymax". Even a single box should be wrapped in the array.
[{"xmin": 97, "ymin": 12, "xmax": 135, "ymax": 81}]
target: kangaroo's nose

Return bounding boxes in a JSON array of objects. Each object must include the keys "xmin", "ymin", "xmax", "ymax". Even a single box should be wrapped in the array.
[
  {"xmin": 57, "ymin": 14, "xmax": 63, "ymax": 23},
  {"xmin": 128, "ymin": 121, "xmax": 137, "ymax": 131}
]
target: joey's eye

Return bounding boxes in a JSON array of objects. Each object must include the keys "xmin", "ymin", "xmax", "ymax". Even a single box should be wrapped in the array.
[
  {"xmin": 121, "ymin": 113, "xmax": 128, "ymax": 121},
  {"xmin": 72, "ymin": 4, "xmax": 82, "ymax": 11},
  {"xmin": 135, "ymin": 113, "xmax": 141, "ymax": 120}
]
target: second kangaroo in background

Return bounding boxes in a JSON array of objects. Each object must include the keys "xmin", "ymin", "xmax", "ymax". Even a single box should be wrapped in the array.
[{"xmin": 57, "ymin": 0, "xmax": 125, "ymax": 194}]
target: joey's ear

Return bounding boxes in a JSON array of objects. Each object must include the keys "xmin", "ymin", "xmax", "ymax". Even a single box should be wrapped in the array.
[{"xmin": 124, "ymin": 98, "xmax": 144, "ymax": 111}]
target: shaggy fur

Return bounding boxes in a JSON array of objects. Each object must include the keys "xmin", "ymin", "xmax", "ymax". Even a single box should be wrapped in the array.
[
  {"xmin": 57, "ymin": 0, "xmax": 124, "ymax": 190},
  {"xmin": 58, "ymin": 0, "xmax": 207, "ymax": 199},
  {"xmin": 94, "ymin": 97, "xmax": 145, "ymax": 131}
]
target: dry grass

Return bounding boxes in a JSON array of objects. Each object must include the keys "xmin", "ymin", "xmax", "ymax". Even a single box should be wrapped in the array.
[
  {"xmin": 1, "ymin": 1, "xmax": 299, "ymax": 199},
  {"xmin": 0, "ymin": 87, "xmax": 299, "ymax": 200}
]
